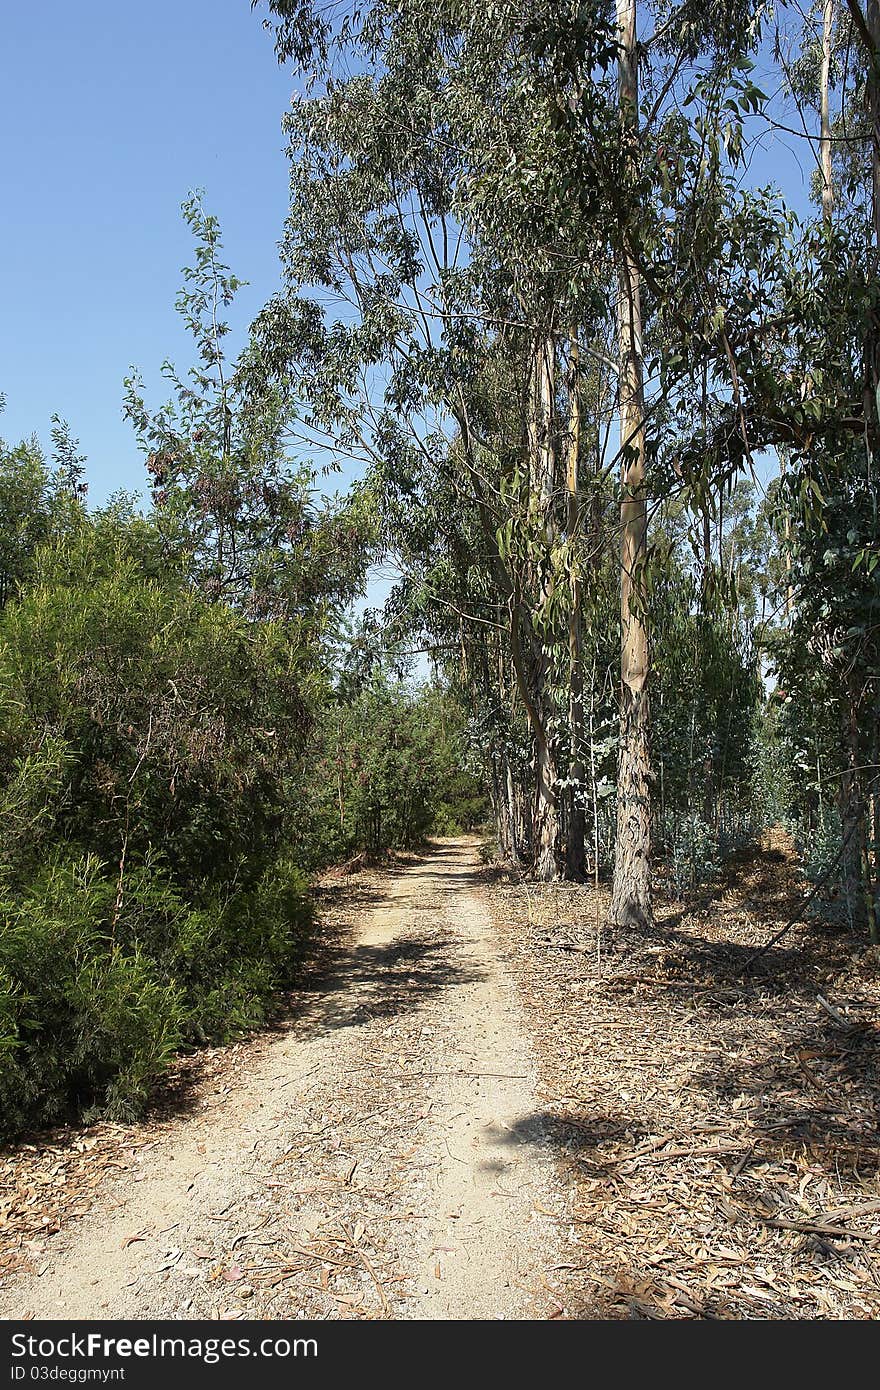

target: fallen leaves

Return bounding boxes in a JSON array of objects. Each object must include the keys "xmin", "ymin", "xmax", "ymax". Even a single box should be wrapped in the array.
[
  {"xmin": 0, "ymin": 1128, "xmax": 150, "ymax": 1277},
  {"xmin": 4, "ymin": 844, "xmax": 874, "ymax": 1322},
  {"xmin": 483, "ymin": 835, "xmax": 880, "ymax": 1320}
]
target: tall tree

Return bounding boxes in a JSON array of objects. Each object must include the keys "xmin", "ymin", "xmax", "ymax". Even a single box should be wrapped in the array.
[
  {"xmin": 254, "ymin": 0, "xmax": 779, "ymax": 900},
  {"xmin": 610, "ymin": 0, "xmax": 652, "ymax": 926}
]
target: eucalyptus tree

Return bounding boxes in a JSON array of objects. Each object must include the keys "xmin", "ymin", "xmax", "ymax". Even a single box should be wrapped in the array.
[
  {"xmin": 488, "ymin": 0, "xmax": 777, "ymax": 911},
  {"xmin": 750, "ymin": 0, "xmax": 880, "ymax": 938},
  {"xmin": 252, "ymin": 1, "xmax": 790, "ymax": 914},
  {"xmin": 611, "ymin": 0, "xmax": 653, "ymax": 923},
  {"xmin": 250, "ymin": 0, "xmax": 625, "ymax": 879}
]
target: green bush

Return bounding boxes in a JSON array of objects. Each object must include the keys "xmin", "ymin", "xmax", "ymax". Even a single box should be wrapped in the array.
[
  {"xmin": 797, "ymin": 809, "xmax": 844, "ymax": 891},
  {"xmin": 0, "ymin": 856, "xmax": 184, "ymax": 1136},
  {"xmin": 0, "ymin": 514, "xmax": 310, "ymax": 893},
  {"xmin": 661, "ymin": 812, "xmax": 721, "ymax": 896},
  {"xmin": 117, "ymin": 856, "xmax": 314, "ymax": 1042},
  {"xmin": 0, "ymin": 209, "xmax": 359, "ymax": 1141},
  {"xmin": 0, "ymin": 852, "xmax": 313, "ymax": 1140},
  {"xmin": 0, "ymin": 504, "xmax": 318, "ymax": 1140},
  {"xmin": 297, "ymin": 676, "xmax": 489, "ymax": 862}
]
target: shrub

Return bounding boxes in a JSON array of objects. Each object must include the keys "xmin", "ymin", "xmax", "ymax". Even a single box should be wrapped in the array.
[
  {"xmin": 299, "ymin": 677, "xmax": 489, "ymax": 862},
  {"xmin": 662, "ymin": 812, "xmax": 721, "ymax": 896},
  {"xmin": 0, "ymin": 852, "xmax": 314, "ymax": 1140},
  {"xmin": 0, "ymin": 856, "xmax": 184, "ymax": 1137}
]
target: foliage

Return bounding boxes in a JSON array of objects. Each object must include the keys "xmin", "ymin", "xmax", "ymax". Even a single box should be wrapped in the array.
[
  {"xmin": 0, "ymin": 493, "xmax": 320, "ymax": 1135},
  {"xmin": 0, "ymin": 855, "xmax": 185, "ymax": 1135},
  {"xmin": 661, "ymin": 812, "xmax": 721, "ymax": 896},
  {"xmin": 0, "ymin": 433, "xmax": 83, "ymax": 611},
  {"xmin": 0, "ymin": 507, "xmax": 311, "ymax": 892},
  {"xmin": 797, "ymin": 807, "xmax": 845, "ymax": 894},
  {"xmin": 0, "ymin": 199, "xmax": 360, "ymax": 1137},
  {"xmin": 124, "ymin": 192, "xmax": 371, "ymax": 629},
  {"xmin": 294, "ymin": 666, "xmax": 488, "ymax": 863},
  {"xmin": 0, "ymin": 851, "xmax": 311, "ymax": 1139}
]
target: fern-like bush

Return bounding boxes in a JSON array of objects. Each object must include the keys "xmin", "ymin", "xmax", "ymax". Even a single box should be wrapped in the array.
[
  {"xmin": 0, "ymin": 857, "xmax": 183, "ymax": 1135},
  {"xmin": 0, "ymin": 493, "xmax": 318, "ymax": 1140},
  {"xmin": 0, "ymin": 853, "xmax": 313, "ymax": 1140}
]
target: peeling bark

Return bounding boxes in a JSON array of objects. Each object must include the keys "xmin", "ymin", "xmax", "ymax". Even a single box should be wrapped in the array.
[{"xmin": 610, "ymin": 0, "xmax": 652, "ymax": 927}]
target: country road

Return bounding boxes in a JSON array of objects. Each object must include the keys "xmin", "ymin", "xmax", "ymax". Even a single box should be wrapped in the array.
[{"xmin": 0, "ymin": 840, "xmax": 565, "ymax": 1320}]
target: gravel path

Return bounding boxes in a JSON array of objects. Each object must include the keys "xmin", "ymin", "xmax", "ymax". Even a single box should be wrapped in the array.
[{"xmin": 0, "ymin": 840, "xmax": 566, "ymax": 1320}]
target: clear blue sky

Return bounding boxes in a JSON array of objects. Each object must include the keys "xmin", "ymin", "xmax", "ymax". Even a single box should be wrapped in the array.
[
  {"xmin": 1, "ymin": 1, "xmax": 293, "ymax": 504},
  {"xmin": 1, "ymin": 4, "xmax": 816, "ymax": 512}
]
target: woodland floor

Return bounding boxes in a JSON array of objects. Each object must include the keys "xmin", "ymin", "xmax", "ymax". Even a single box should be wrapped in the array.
[{"xmin": 0, "ymin": 834, "xmax": 878, "ymax": 1320}]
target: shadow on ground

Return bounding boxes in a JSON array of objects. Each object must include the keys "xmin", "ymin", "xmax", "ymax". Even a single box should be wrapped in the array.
[
  {"xmin": 688, "ymin": 1013, "xmax": 880, "ymax": 1162},
  {"xmin": 292, "ymin": 931, "xmax": 486, "ymax": 1038},
  {"xmin": 475, "ymin": 1108, "xmax": 647, "ymax": 1178}
]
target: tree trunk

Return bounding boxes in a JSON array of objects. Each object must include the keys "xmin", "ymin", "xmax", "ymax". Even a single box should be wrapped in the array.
[
  {"xmin": 490, "ymin": 746, "xmax": 511, "ymax": 860},
  {"xmin": 867, "ymin": 728, "xmax": 873, "ymax": 889},
  {"xmin": 842, "ymin": 2, "xmax": 879, "ymax": 940},
  {"xmin": 506, "ymin": 754, "xmax": 526, "ymax": 863},
  {"xmin": 589, "ymin": 652, "xmax": 601, "ymax": 888},
  {"xmin": 495, "ymin": 747, "xmax": 529, "ymax": 867},
  {"xmin": 839, "ymin": 688, "xmax": 866, "ymax": 929},
  {"xmin": 527, "ymin": 333, "xmax": 564, "ymax": 880},
  {"xmin": 864, "ymin": 0, "xmax": 880, "ymax": 429},
  {"xmin": 565, "ymin": 340, "xmax": 587, "ymax": 879},
  {"xmin": 534, "ymin": 735, "xmax": 561, "ymax": 880},
  {"xmin": 610, "ymin": 0, "xmax": 652, "ymax": 928},
  {"xmin": 821, "ymin": 0, "xmax": 835, "ymax": 224},
  {"xmin": 868, "ymin": 0, "xmax": 880, "ymax": 247}
]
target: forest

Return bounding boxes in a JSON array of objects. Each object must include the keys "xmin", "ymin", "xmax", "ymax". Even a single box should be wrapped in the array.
[{"xmin": 1, "ymin": 0, "xmax": 879, "ymax": 1324}]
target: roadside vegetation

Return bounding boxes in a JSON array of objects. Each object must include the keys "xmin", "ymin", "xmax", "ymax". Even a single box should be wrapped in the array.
[{"xmin": 3, "ymin": 0, "xmax": 880, "ymax": 1142}]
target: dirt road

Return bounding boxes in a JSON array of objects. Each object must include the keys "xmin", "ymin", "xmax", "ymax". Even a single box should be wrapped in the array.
[{"xmin": 0, "ymin": 841, "xmax": 565, "ymax": 1320}]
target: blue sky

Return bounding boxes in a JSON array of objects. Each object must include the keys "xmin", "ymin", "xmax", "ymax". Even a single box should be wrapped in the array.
[
  {"xmin": 1, "ymin": 1, "xmax": 294, "ymax": 503},
  {"xmin": 1, "ymin": 4, "xmax": 817, "ymax": 512}
]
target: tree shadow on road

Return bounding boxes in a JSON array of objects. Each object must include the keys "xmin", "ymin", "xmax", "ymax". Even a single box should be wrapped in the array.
[{"xmin": 291, "ymin": 930, "xmax": 487, "ymax": 1039}]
